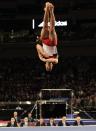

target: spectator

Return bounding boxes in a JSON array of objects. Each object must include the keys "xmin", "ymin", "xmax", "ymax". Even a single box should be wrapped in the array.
[
  {"xmin": 36, "ymin": 118, "xmax": 46, "ymax": 126},
  {"xmin": 58, "ymin": 116, "xmax": 70, "ymax": 126},
  {"xmin": 73, "ymin": 116, "xmax": 84, "ymax": 126},
  {"xmin": 28, "ymin": 112, "xmax": 34, "ymax": 122},
  {"xmin": 7, "ymin": 117, "xmax": 18, "ymax": 127},
  {"xmin": 20, "ymin": 117, "xmax": 30, "ymax": 127},
  {"xmin": 13, "ymin": 111, "xmax": 21, "ymax": 124},
  {"xmin": 47, "ymin": 118, "xmax": 56, "ymax": 126}
]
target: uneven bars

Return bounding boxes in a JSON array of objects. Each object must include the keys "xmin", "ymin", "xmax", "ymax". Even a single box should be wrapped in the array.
[{"xmin": 41, "ymin": 89, "xmax": 72, "ymax": 91}]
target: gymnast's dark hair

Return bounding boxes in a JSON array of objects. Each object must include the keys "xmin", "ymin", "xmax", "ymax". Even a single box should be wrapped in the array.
[{"xmin": 35, "ymin": 36, "xmax": 42, "ymax": 45}]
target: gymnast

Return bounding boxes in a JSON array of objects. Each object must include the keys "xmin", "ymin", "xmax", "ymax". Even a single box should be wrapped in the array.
[{"xmin": 36, "ymin": 2, "xmax": 58, "ymax": 71}]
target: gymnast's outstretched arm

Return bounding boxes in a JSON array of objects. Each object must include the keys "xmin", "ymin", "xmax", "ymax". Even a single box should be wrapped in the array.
[{"xmin": 37, "ymin": 47, "xmax": 58, "ymax": 64}]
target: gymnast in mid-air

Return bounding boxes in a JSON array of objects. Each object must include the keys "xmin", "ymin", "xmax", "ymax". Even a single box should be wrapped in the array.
[{"xmin": 36, "ymin": 2, "xmax": 58, "ymax": 71}]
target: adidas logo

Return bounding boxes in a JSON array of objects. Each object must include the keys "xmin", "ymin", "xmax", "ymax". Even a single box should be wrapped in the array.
[{"xmin": 38, "ymin": 20, "xmax": 67, "ymax": 27}]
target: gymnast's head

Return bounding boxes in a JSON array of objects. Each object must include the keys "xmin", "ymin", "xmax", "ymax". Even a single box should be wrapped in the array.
[
  {"xmin": 35, "ymin": 36, "xmax": 42, "ymax": 45},
  {"xmin": 45, "ymin": 62, "xmax": 53, "ymax": 72}
]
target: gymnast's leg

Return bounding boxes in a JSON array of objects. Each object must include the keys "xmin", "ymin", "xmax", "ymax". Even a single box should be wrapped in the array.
[
  {"xmin": 36, "ymin": 3, "xmax": 50, "ymax": 59},
  {"xmin": 40, "ymin": 2, "xmax": 50, "ymax": 40},
  {"xmin": 49, "ymin": 4, "xmax": 57, "ymax": 45}
]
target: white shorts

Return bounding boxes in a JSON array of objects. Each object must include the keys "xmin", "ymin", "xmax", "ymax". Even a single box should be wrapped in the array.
[{"xmin": 43, "ymin": 43, "xmax": 57, "ymax": 57}]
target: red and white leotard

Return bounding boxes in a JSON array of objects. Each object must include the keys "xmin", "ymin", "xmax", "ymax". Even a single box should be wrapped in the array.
[
  {"xmin": 42, "ymin": 38, "xmax": 57, "ymax": 46},
  {"xmin": 42, "ymin": 38, "xmax": 58, "ymax": 57}
]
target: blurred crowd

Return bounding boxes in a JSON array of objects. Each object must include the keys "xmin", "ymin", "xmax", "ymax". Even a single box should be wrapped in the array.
[
  {"xmin": 0, "ymin": 29, "xmax": 36, "ymax": 43},
  {"xmin": 0, "ymin": 56, "xmax": 96, "ymax": 111},
  {"xmin": 0, "ymin": 24, "xmax": 96, "ymax": 43}
]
